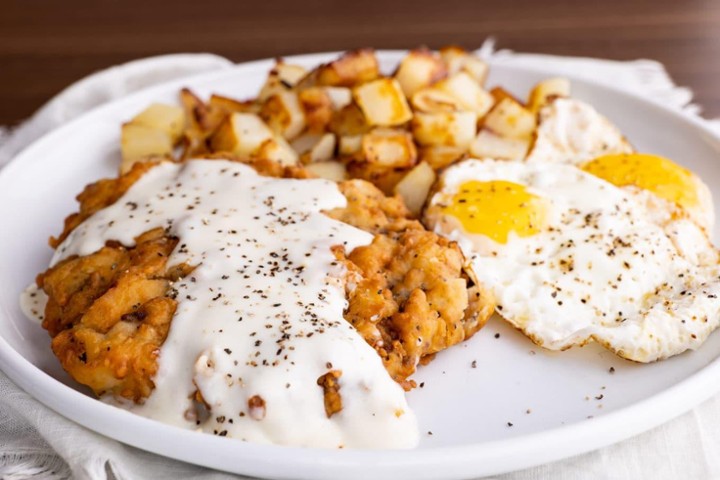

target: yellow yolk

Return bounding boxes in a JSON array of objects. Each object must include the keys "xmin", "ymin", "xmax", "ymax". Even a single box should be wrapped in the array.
[
  {"xmin": 443, "ymin": 180, "xmax": 547, "ymax": 243},
  {"xmin": 581, "ymin": 153, "xmax": 699, "ymax": 212}
]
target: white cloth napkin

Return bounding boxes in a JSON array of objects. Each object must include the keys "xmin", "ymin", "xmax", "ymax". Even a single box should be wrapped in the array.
[{"xmin": 2, "ymin": 46, "xmax": 719, "ymax": 480}]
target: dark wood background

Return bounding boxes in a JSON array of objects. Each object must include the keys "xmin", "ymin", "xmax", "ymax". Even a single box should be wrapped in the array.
[{"xmin": 2, "ymin": 0, "xmax": 719, "ymax": 126}]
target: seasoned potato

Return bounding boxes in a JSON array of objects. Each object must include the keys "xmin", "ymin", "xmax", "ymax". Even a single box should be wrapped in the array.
[
  {"xmin": 130, "ymin": 104, "xmax": 185, "ymax": 143},
  {"xmin": 339, "ymin": 135, "xmax": 363, "ymax": 156},
  {"xmin": 305, "ymin": 161, "xmax": 348, "ymax": 181},
  {"xmin": 362, "ymin": 128, "xmax": 417, "ymax": 167},
  {"xmin": 258, "ymin": 62, "xmax": 308, "ymax": 101},
  {"xmin": 469, "ymin": 128, "xmax": 530, "ymax": 160},
  {"xmin": 411, "ymin": 88, "xmax": 463, "ymax": 113},
  {"xmin": 209, "ymin": 94, "xmax": 259, "ymax": 115},
  {"xmin": 439, "ymin": 46, "xmax": 489, "ymax": 85},
  {"xmin": 260, "ymin": 91, "xmax": 306, "ymax": 140},
  {"xmin": 304, "ymin": 133, "xmax": 336, "ymax": 163},
  {"xmin": 323, "ymin": 87, "xmax": 353, "ymax": 110},
  {"xmin": 120, "ymin": 123, "xmax": 173, "ymax": 174},
  {"xmin": 209, "ymin": 113, "xmax": 274, "ymax": 156},
  {"xmin": 394, "ymin": 162, "xmax": 436, "ymax": 216},
  {"xmin": 394, "ymin": 49, "xmax": 447, "ymax": 97},
  {"xmin": 328, "ymin": 103, "xmax": 371, "ymax": 136},
  {"xmin": 315, "ymin": 49, "xmax": 379, "ymax": 87},
  {"xmin": 490, "ymin": 87, "xmax": 522, "ymax": 105},
  {"xmin": 257, "ymin": 136, "xmax": 299, "ymax": 166},
  {"xmin": 299, "ymin": 87, "xmax": 333, "ymax": 133},
  {"xmin": 353, "ymin": 78, "xmax": 413, "ymax": 127},
  {"xmin": 528, "ymin": 77, "xmax": 570, "ymax": 112},
  {"xmin": 419, "ymin": 145, "xmax": 467, "ymax": 170},
  {"xmin": 434, "ymin": 72, "xmax": 494, "ymax": 117},
  {"xmin": 482, "ymin": 98, "xmax": 536, "ymax": 140},
  {"xmin": 411, "ymin": 111, "xmax": 476, "ymax": 148}
]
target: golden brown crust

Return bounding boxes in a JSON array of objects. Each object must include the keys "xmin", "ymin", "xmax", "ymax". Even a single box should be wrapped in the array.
[
  {"xmin": 317, "ymin": 370, "xmax": 343, "ymax": 418},
  {"xmin": 38, "ymin": 228, "xmax": 194, "ymax": 401}
]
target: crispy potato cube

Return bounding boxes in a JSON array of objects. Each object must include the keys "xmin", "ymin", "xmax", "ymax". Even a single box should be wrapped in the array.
[
  {"xmin": 299, "ymin": 87, "xmax": 333, "ymax": 133},
  {"xmin": 291, "ymin": 133, "xmax": 322, "ymax": 154},
  {"xmin": 411, "ymin": 111, "xmax": 476, "ymax": 148},
  {"xmin": 305, "ymin": 161, "xmax": 348, "ymax": 181},
  {"xmin": 490, "ymin": 87, "xmax": 522, "ymax": 105},
  {"xmin": 394, "ymin": 162, "xmax": 436, "ymax": 216},
  {"xmin": 411, "ymin": 88, "xmax": 463, "ymax": 113},
  {"xmin": 258, "ymin": 62, "xmax": 308, "ymax": 101},
  {"xmin": 120, "ymin": 123, "xmax": 173, "ymax": 174},
  {"xmin": 257, "ymin": 136, "xmax": 299, "ymax": 165},
  {"xmin": 300, "ymin": 133, "xmax": 336, "ymax": 164},
  {"xmin": 439, "ymin": 46, "xmax": 489, "ymax": 85},
  {"xmin": 131, "ymin": 103, "xmax": 185, "ymax": 143},
  {"xmin": 469, "ymin": 128, "xmax": 530, "ymax": 160},
  {"xmin": 435, "ymin": 73, "xmax": 494, "ymax": 117},
  {"xmin": 483, "ymin": 98, "xmax": 536, "ymax": 140},
  {"xmin": 209, "ymin": 113, "xmax": 274, "ymax": 156},
  {"xmin": 394, "ymin": 49, "xmax": 447, "ymax": 97},
  {"xmin": 209, "ymin": 94, "xmax": 259, "ymax": 115},
  {"xmin": 339, "ymin": 135, "xmax": 363, "ymax": 155},
  {"xmin": 353, "ymin": 78, "xmax": 413, "ymax": 127},
  {"xmin": 362, "ymin": 128, "xmax": 417, "ymax": 167},
  {"xmin": 528, "ymin": 77, "xmax": 571, "ymax": 112},
  {"xmin": 328, "ymin": 103, "xmax": 371, "ymax": 136},
  {"xmin": 419, "ymin": 145, "xmax": 467, "ymax": 170},
  {"xmin": 260, "ymin": 91, "xmax": 306, "ymax": 140},
  {"xmin": 316, "ymin": 49, "xmax": 379, "ymax": 87},
  {"xmin": 323, "ymin": 87, "xmax": 353, "ymax": 110}
]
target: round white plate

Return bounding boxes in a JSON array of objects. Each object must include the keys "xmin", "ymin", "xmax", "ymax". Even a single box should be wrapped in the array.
[{"xmin": 2, "ymin": 51, "xmax": 720, "ymax": 480}]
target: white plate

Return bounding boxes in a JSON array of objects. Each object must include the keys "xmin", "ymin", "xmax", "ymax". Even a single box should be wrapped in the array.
[{"xmin": 2, "ymin": 51, "xmax": 720, "ymax": 480}]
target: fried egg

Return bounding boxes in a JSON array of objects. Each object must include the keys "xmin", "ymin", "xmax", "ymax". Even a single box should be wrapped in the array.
[
  {"xmin": 425, "ymin": 159, "xmax": 720, "ymax": 362},
  {"xmin": 526, "ymin": 98, "xmax": 633, "ymax": 165}
]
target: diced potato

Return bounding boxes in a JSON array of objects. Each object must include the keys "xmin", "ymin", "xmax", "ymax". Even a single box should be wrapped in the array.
[
  {"xmin": 130, "ymin": 103, "xmax": 185, "ymax": 143},
  {"xmin": 120, "ymin": 123, "xmax": 173, "ymax": 174},
  {"xmin": 299, "ymin": 87, "xmax": 333, "ymax": 133},
  {"xmin": 469, "ymin": 128, "xmax": 530, "ymax": 160},
  {"xmin": 528, "ymin": 77, "xmax": 571, "ymax": 112},
  {"xmin": 209, "ymin": 113, "xmax": 274, "ymax": 156},
  {"xmin": 411, "ymin": 111, "xmax": 476, "ymax": 148},
  {"xmin": 346, "ymin": 161, "xmax": 410, "ymax": 195},
  {"xmin": 394, "ymin": 49, "xmax": 447, "ymax": 97},
  {"xmin": 461, "ymin": 56, "xmax": 489, "ymax": 86},
  {"xmin": 209, "ymin": 94, "xmax": 259, "ymax": 115},
  {"xmin": 439, "ymin": 46, "xmax": 467, "ymax": 74},
  {"xmin": 353, "ymin": 78, "xmax": 413, "ymax": 126},
  {"xmin": 490, "ymin": 87, "xmax": 522, "ymax": 105},
  {"xmin": 291, "ymin": 133, "xmax": 323, "ymax": 154},
  {"xmin": 361, "ymin": 128, "xmax": 417, "ymax": 167},
  {"xmin": 435, "ymin": 72, "xmax": 494, "ymax": 117},
  {"xmin": 394, "ymin": 162, "xmax": 436, "ymax": 216},
  {"xmin": 305, "ymin": 133, "xmax": 336, "ymax": 163},
  {"xmin": 292, "ymin": 133, "xmax": 337, "ymax": 163},
  {"xmin": 260, "ymin": 91, "xmax": 306, "ymax": 140},
  {"xmin": 315, "ymin": 49, "xmax": 379, "ymax": 87},
  {"xmin": 419, "ymin": 145, "xmax": 467, "ymax": 170},
  {"xmin": 323, "ymin": 87, "xmax": 353, "ymax": 110},
  {"xmin": 439, "ymin": 46, "xmax": 489, "ymax": 85},
  {"xmin": 339, "ymin": 135, "xmax": 363, "ymax": 155},
  {"xmin": 483, "ymin": 98, "xmax": 536, "ymax": 140},
  {"xmin": 411, "ymin": 88, "xmax": 463, "ymax": 113},
  {"xmin": 305, "ymin": 161, "xmax": 348, "ymax": 181},
  {"xmin": 257, "ymin": 136, "xmax": 299, "ymax": 165},
  {"xmin": 328, "ymin": 103, "xmax": 371, "ymax": 136},
  {"xmin": 258, "ymin": 62, "xmax": 308, "ymax": 101}
]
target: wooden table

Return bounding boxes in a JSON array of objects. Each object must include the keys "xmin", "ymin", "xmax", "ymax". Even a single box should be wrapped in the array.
[{"xmin": 1, "ymin": 0, "xmax": 718, "ymax": 125}]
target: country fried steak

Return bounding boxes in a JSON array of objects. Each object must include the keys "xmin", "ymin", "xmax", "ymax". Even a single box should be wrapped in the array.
[{"xmin": 38, "ymin": 158, "xmax": 493, "ymax": 401}]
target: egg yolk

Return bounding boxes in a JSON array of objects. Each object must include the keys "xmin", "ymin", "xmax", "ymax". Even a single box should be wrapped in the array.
[
  {"xmin": 581, "ymin": 153, "xmax": 699, "ymax": 211},
  {"xmin": 443, "ymin": 180, "xmax": 547, "ymax": 243}
]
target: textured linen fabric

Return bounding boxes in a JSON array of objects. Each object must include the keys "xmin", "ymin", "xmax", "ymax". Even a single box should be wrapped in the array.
[{"xmin": 1, "ymin": 44, "xmax": 719, "ymax": 480}]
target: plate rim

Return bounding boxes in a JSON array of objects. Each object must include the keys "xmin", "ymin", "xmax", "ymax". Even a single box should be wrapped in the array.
[{"xmin": 2, "ymin": 50, "xmax": 720, "ymax": 479}]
